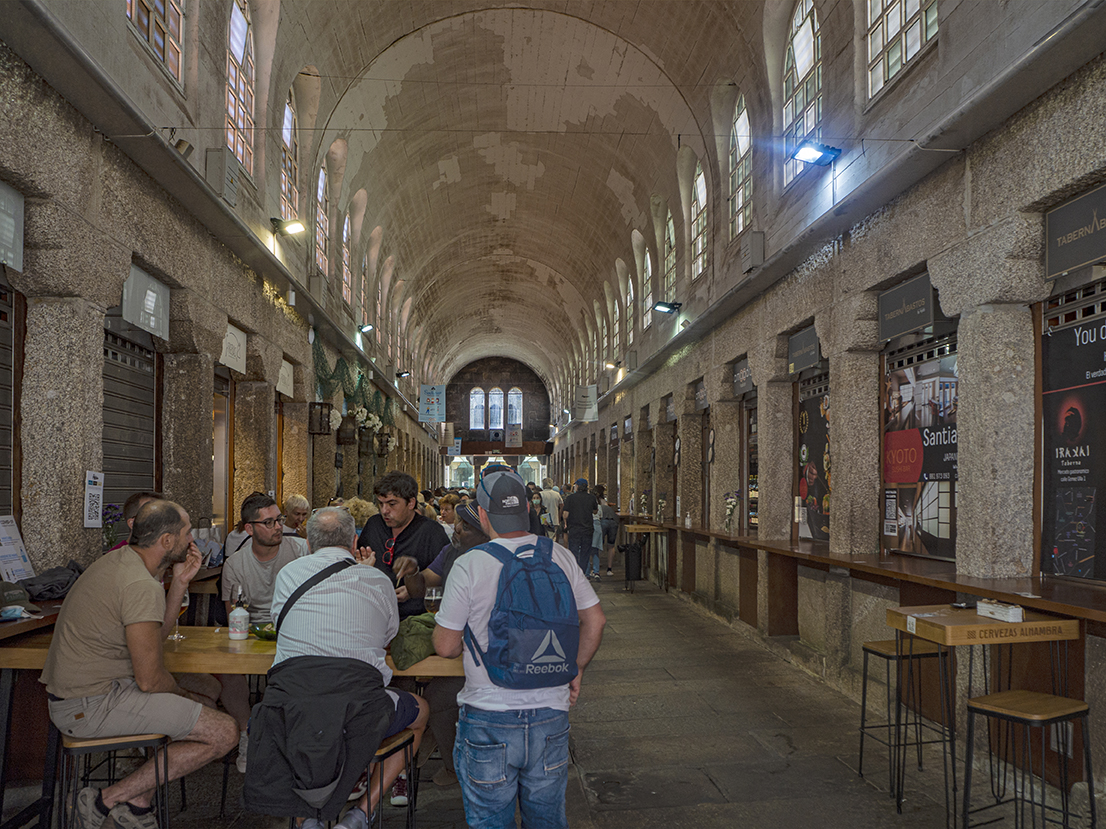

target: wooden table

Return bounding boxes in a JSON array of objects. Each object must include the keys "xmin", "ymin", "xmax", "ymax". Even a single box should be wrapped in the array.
[
  {"xmin": 884, "ymin": 605, "xmax": 1081, "ymax": 827},
  {"xmin": 0, "ymin": 626, "xmax": 462, "ymax": 829}
]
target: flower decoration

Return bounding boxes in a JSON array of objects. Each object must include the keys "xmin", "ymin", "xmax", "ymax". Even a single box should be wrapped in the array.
[{"xmin": 329, "ymin": 408, "xmax": 343, "ymax": 431}]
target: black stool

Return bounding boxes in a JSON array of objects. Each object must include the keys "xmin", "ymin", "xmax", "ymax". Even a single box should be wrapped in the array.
[
  {"xmin": 858, "ymin": 638, "xmax": 947, "ymax": 797},
  {"xmin": 963, "ymin": 690, "xmax": 1095, "ymax": 829},
  {"xmin": 59, "ymin": 732, "xmax": 170, "ymax": 829},
  {"xmin": 373, "ymin": 729, "xmax": 417, "ymax": 829}
]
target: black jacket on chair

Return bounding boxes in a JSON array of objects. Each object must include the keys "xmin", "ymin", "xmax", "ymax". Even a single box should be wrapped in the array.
[{"xmin": 242, "ymin": 655, "xmax": 393, "ymax": 820}]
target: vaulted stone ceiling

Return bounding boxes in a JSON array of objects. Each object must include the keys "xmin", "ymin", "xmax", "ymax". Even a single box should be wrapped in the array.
[{"xmin": 275, "ymin": 2, "xmax": 766, "ymax": 397}]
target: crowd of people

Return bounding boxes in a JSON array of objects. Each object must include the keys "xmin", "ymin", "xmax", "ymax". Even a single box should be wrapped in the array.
[{"xmin": 41, "ymin": 467, "xmax": 610, "ymax": 829}]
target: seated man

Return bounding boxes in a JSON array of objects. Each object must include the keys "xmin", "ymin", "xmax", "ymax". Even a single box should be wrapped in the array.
[
  {"xmin": 248, "ymin": 507, "xmax": 428, "ymax": 829},
  {"xmin": 220, "ymin": 491, "xmax": 308, "ymax": 771},
  {"xmin": 42, "ymin": 500, "xmax": 238, "ymax": 829}
]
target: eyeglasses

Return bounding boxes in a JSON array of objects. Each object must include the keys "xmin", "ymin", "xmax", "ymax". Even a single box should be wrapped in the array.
[
  {"xmin": 383, "ymin": 537, "xmax": 396, "ymax": 567},
  {"xmin": 247, "ymin": 515, "xmax": 284, "ymax": 529}
]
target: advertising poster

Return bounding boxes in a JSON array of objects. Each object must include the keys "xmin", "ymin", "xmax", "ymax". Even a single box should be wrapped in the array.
[
  {"xmin": 796, "ymin": 392, "xmax": 830, "ymax": 541},
  {"xmin": 419, "ymin": 385, "xmax": 446, "ymax": 423},
  {"xmin": 1041, "ymin": 323, "xmax": 1106, "ymax": 578},
  {"xmin": 882, "ymin": 355, "xmax": 958, "ymax": 559}
]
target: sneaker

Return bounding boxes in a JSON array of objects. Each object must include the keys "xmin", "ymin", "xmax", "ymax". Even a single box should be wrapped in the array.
[
  {"xmin": 606, "ymin": 568, "xmax": 613, "ymax": 576},
  {"xmin": 433, "ymin": 767, "xmax": 458, "ymax": 787},
  {"xmin": 389, "ymin": 773, "xmax": 408, "ymax": 806},
  {"xmin": 334, "ymin": 805, "xmax": 370, "ymax": 829},
  {"xmin": 347, "ymin": 769, "xmax": 368, "ymax": 802},
  {"xmin": 107, "ymin": 802, "xmax": 158, "ymax": 829},
  {"xmin": 236, "ymin": 731, "xmax": 248, "ymax": 773},
  {"xmin": 72, "ymin": 787, "xmax": 109, "ymax": 829}
]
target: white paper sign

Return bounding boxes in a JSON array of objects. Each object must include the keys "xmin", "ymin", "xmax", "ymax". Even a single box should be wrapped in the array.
[
  {"xmin": 906, "ymin": 616, "xmax": 917, "ymax": 634},
  {"xmin": 573, "ymin": 385, "xmax": 598, "ymax": 422},
  {"xmin": 506, "ymin": 427, "xmax": 523, "ymax": 448},
  {"xmin": 0, "ymin": 516, "xmax": 34, "ymax": 582},
  {"xmin": 84, "ymin": 470, "xmax": 104, "ymax": 528}
]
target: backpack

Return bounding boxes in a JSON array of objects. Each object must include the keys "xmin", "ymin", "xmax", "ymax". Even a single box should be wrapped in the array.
[{"xmin": 463, "ymin": 536, "xmax": 580, "ymax": 689}]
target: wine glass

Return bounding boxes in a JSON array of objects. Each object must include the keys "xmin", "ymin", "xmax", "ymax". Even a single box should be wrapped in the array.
[
  {"xmin": 167, "ymin": 591, "xmax": 189, "ymax": 642},
  {"xmin": 424, "ymin": 587, "xmax": 443, "ymax": 614}
]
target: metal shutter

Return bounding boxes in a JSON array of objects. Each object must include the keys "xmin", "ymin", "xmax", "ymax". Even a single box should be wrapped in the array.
[
  {"xmin": 0, "ymin": 285, "xmax": 15, "ymax": 516},
  {"xmin": 102, "ymin": 328, "xmax": 156, "ymax": 528}
]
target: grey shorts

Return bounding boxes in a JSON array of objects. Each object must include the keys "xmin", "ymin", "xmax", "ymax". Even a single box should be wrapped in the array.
[{"xmin": 48, "ymin": 678, "xmax": 203, "ymax": 742}]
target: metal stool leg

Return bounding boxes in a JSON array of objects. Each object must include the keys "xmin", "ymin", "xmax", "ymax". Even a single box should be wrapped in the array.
[
  {"xmin": 962, "ymin": 707, "xmax": 976, "ymax": 829},
  {"xmin": 858, "ymin": 648, "xmax": 869, "ymax": 779},
  {"xmin": 1082, "ymin": 715, "xmax": 1097, "ymax": 829}
]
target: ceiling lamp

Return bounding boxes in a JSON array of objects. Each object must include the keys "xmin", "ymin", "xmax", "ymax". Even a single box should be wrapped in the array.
[
  {"xmin": 653, "ymin": 301, "xmax": 682, "ymax": 314},
  {"xmin": 271, "ymin": 217, "xmax": 306, "ymax": 236},
  {"xmin": 791, "ymin": 140, "xmax": 842, "ymax": 166}
]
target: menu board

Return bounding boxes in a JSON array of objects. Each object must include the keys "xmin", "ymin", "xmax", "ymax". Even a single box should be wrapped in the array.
[
  {"xmin": 882, "ymin": 354, "xmax": 958, "ymax": 559},
  {"xmin": 1041, "ymin": 323, "xmax": 1106, "ymax": 578},
  {"xmin": 796, "ymin": 390, "xmax": 830, "ymax": 541}
]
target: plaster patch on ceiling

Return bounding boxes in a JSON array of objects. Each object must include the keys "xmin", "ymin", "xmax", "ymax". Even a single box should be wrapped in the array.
[
  {"xmin": 434, "ymin": 155, "xmax": 461, "ymax": 190},
  {"xmin": 473, "ymin": 133, "xmax": 545, "ymax": 190},
  {"xmin": 487, "ymin": 191, "xmax": 517, "ymax": 220},
  {"xmin": 576, "ymin": 57, "xmax": 594, "ymax": 80},
  {"xmin": 606, "ymin": 167, "xmax": 637, "ymax": 225}
]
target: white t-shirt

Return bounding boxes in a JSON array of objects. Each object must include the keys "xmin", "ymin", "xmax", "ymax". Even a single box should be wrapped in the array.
[
  {"xmin": 540, "ymin": 489, "xmax": 563, "ymax": 526},
  {"xmin": 222, "ymin": 535, "xmax": 308, "ymax": 624},
  {"xmin": 436, "ymin": 534, "xmax": 600, "ymax": 712}
]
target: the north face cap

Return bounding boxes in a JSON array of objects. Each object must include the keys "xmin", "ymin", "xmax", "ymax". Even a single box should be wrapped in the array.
[{"xmin": 476, "ymin": 469, "xmax": 530, "ymax": 534}]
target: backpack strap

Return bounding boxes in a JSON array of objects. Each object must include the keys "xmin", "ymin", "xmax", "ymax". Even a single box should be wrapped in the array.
[{"xmin": 275, "ymin": 559, "xmax": 355, "ymax": 636}]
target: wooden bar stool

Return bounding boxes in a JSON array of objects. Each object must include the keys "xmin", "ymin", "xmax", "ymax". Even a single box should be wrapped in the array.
[
  {"xmin": 963, "ymin": 690, "xmax": 1096, "ymax": 829},
  {"xmin": 858, "ymin": 638, "xmax": 947, "ymax": 798},
  {"xmin": 59, "ymin": 732, "xmax": 170, "ymax": 829}
]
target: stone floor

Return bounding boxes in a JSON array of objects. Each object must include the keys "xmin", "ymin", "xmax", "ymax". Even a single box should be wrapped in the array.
[{"xmin": 4, "ymin": 575, "xmax": 955, "ymax": 828}]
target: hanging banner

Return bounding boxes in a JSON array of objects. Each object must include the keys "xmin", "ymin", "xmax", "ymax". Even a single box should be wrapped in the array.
[
  {"xmin": 1041, "ymin": 322, "xmax": 1106, "ymax": 578},
  {"xmin": 446, "ymin": 438, "xmax": 462, "ymax": 456},
  {"xmin": 419, "ymin": 384, "xmax": 446, "ymax": 422},
  {"xmin": 788, "ymin": 326, "xmax": 821, "ymax": 375},
  {"xmin": 506, "ymin": 427, "xmax": 523, "ymax": 448},
  {"xmin": 882, "ymin": 352, "xmax": 958, "ymax": 559},
  {"xmin": 443, "ymin": 422, "xmax": 455, "ymax": 444},
  {"xmin": 796, "ymin": 393, "xmax": 830, "ymax": 541},
  {"xmin": 573, "ymin": 385, "xmax": 598, "ymax": 422}
]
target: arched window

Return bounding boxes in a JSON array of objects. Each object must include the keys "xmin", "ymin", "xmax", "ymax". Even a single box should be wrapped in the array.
[
  {"xmin": 691, "ymin": 163, "xmax": 707, "ymax": 280},
  {"xmin": 626, "ymin": 275, "xmax": 635, "ymax": 345},
  {"xmin": 280, "ymin": 91, "xmax": 299, "ymax": 221},
  {"xmin": 314, "ymin": 168, "xmax": 328, "ymax": 275},
  {"xmin": 867, "ymin": 0, "xmax": 938, "ymax": 97},
  {"xmin": 360, "ymin": 256, "xmax": 369, "ymax": 326},
  {"xmin": 729, "ymin": 95, "xmax": 751, "ymax": 239},
  {"xmin": 612, "ymin": 300, "xmax": 620, "ymax": 355},
  {"xmin": 126, "ymin": 0, "xmax": 183, "ymax": 80},
  {"xmin": 470, "ymin": 387, "xmax": 485, "ymax": 430},
  {"xmin": 375, "ymin": 280, "xmax": 382, "ymax": 342},
  {"xmin": 507, "ymin": 388, "xmax": 523, "ymax": 426},
  {"xmin": 225, "ymin": 0, "xmax": 255, "ymax": 175},
  {"xmin": 341, "ymin": 216, "xmax": 352, "ymax": 303},
  {"xmin": 783, "ymin": 0, "xmax": 822, "ymax": 185},
  {"xmin": 664, "ymin": 212, "xmax": 676, "ymax": 298},
  {"xmin": 488, "ymin": 388, "xmax": 505, "ymax": 430},
  {"xmin": 642, "ymin": 252, "xmax": 653, "ymax": 330}
]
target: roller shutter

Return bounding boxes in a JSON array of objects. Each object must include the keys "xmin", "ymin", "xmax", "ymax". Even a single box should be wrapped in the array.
[{"xmin": 102, "ymin": 327, "xmax": 156, "ymax": 529}]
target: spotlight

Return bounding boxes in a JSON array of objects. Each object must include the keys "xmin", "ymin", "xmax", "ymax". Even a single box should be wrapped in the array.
[
  {"xmin": 359, "ymin": 323, "xmax": 374, "ymax": 333},
  {"xmin": 396, "ymin": 370, "xmax": 411, "ymax": 378},
  {"xmin": 791, "ymin": 140, "xmax": 842, "ymax": 166},
  {"xmin": 653, "ymin": 301, "xmax": 682, "ymax": 314},
  {"xmin": 270, "ymin": 218, "xmax": 306, "ymax": 236}
]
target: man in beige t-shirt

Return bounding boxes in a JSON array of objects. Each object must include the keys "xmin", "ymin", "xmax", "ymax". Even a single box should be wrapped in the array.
[{"xmin": 42, "ymin": 500, "xmax": 237, "ymax": 829}]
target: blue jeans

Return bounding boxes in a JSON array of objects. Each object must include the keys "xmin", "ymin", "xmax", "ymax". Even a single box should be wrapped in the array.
[{"xmin": 454, "ymin": 705, "xmax": 570, "ymax": 829}]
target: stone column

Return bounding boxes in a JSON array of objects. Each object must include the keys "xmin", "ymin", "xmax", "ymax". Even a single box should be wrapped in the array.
[
  {"xmin": 619, "ymin": 438, "xmax": 635, "ymax": 513},
  {"xmin": 234, "ymin": 382, "xmax": 276, "ymax": 499},
  {"xmin": 21, "ymin": 298, "xmax": 107, "ymax": 566},
  {"xmin": 929, "ymin": 213, "xmax": 1050, "ymax": 577},
  {"xmin": 312, "ymin": 432, "xmax": 338, "ymax": 507},
  {"xmin": 711, "ymin": 400, "xmax": 742, "ymax": 533},
  {"xmin": 817, "ymin": 293, "xmax": 882, "ymax": 555},
  {"xmin": 677, "ymin": 390, "xmax": 703, "ymax": 526},
  {"xmin": 749, "ymin": 337, "xmax": 793, "ymax": 541},
  {"xmin": 635, "ymin": 418, "xmax": 651, "ymax": 515},
  {"xmin": 162, "ymin": 352, "xmax": 216, "ymax": 525},
  {"xmin": 281, "ymin": 400, "xmax": 309, "ymax": 502},
  {"xmin": 655, "ymin": 419, "xmax": 676, "ymax": 522},
  {"xmin": 595, "ymin": 433, "xmax": 609, "ymax": 493}
]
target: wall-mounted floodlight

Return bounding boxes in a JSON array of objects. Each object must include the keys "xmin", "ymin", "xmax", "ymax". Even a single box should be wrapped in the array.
[
  {"xmin": 359, "ymin": 323, "xmax": 374, "ymax": 333},
  {"xmin": 271, "ymin": 218, "xmax": 306, "ymax": 236},
  {"xmin": 604, "ymin": 360, "xmax": 618, "ymax": 370},
  {"xmin": 791, "ymin": 140, "xmax": 841, "ymax": 166},
  {"xmin": 396, "ymin": 370, "xmax": 411, "ymax": 379},
  {"xmin": 653, "ymin": 301, "xmax": 682, "ymax": 314}
]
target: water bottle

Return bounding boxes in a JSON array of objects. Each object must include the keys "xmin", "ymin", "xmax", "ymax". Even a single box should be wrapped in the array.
[{"xmin": 229, "ymin": 586, "xmax": 249, "ymax": 640}]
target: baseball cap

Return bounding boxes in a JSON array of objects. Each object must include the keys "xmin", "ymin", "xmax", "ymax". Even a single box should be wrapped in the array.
[
  {"xmin": 476, "ymin": 469, "xmax": 530, "ymax": 534},
  {"xmin": 0, "ymin": 581, "xmax": 40, "ymax": 613},
  {"xmin": 576, "ymin": 478, "xmax": 588, "ymax": 488},
  {"xmin": 456, "ymin": 501, "xmax": 483, "ymax": 532}
]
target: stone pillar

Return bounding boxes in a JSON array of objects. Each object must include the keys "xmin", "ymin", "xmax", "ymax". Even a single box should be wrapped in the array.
[
  {"xmin": 162, "ymin": 352, "xmax": 216, "ymax": 525},
  {"xmin": 234, "ymin": 381, "xmax": 276, "ymax": 500},
  {"xmin": 749, "ymin": 337, "xmax": 793, "ymax": 541},
  {"xmin": 711, "ymin": 400, "xmax": 742, "ymax": 533},
  {"xmin": 312, "ymin": 433, "xmax": 338, "ymax": 507},
  {"xmin": 677, "ymin": 392, "xmax": 703, "ymax": 526},
  {"xmin": 281, "ymin": 400, "xmax": 309, "ymax": 503},
  {"xmin": 619, "ymin": 438, "xmax": 635, "ymax": 513},
  {"xmin": 595, "ymin": 434, "xmax": 609, "ymax": 493},
  {"xmin": 929, "ymin": 213, "xmax": 1050, "ymax": 577},
  {"xmin": 338, "ymin": 433, "xmax": 358, "ymax": 500},
  {"xmin": 635, "ymin": 418, "xmax": 651, "ymax": 515},
  {"xmin": 21, "ymin": 298, "xmax": 107, "ymax": 566},
  {"xmin": 655, "ymin": 419, "xmax": 676, "ymax": 522}
]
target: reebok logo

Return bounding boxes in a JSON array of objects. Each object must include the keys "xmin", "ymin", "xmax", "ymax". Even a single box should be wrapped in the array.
[
  {"xmin": 531, "ymin": 630, "xmax": 566, "ymax": 663},
  {"xmin": 501, "ymin": 495, "xmax": 520, "ymax": 508}
]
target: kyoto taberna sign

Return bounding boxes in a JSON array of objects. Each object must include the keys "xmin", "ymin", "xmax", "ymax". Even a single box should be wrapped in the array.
[{"xmin": 1046, "ymin": 181, "xmax": 1106, "ymax": 280}]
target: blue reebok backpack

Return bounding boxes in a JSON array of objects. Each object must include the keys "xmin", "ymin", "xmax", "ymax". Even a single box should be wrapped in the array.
[{"xmin": 463, "ymin": 536, "xmax": 580, "ymax": 689}]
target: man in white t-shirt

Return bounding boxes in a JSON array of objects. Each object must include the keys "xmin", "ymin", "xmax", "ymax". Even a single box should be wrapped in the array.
[
  {"xmin": 538, "ymin": 478, "xmax": 563, "ymax": 539},
  {"xmin": 433, "ymin": 470, "xmax": 606, "ymax": 829}
]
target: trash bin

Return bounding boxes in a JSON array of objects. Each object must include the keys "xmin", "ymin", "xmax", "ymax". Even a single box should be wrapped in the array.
[{"xmin": 623, "ymin": 541, "xmax": 642, "ymax": 591}]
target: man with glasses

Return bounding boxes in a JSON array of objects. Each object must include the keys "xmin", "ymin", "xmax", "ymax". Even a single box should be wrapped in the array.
[{"xmin": 221, "ymin": 492, "xmax": 308, "ymax": 772}]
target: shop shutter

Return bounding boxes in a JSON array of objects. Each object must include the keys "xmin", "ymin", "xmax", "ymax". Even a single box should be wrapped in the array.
[
  {"xmin": 102, "ymin": 329, "xmax": 156, "ymax": 520},
  {"xmin": 0, "ymin": 284, "xmax": 15, "ymax": 516}
]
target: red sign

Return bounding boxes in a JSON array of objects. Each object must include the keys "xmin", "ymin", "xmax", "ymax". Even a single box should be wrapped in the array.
[{"xmin": 884, "ymin": 429, "xmax": 924, "ymax": 483}]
